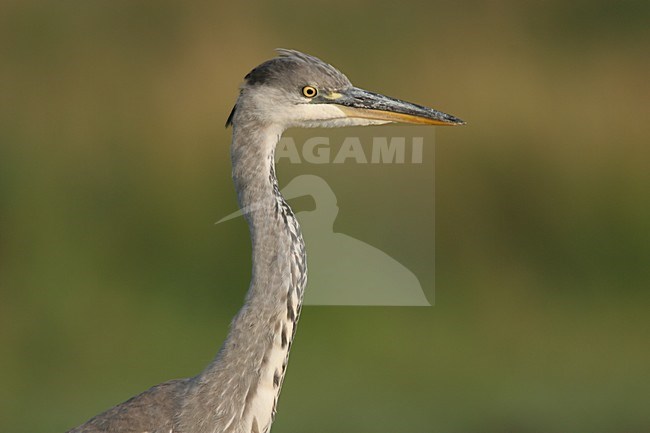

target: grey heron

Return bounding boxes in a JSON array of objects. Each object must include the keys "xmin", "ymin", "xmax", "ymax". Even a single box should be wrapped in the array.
[{"xmin": 67, "ymin": 49, "xmax": 464, "ymax": 433}]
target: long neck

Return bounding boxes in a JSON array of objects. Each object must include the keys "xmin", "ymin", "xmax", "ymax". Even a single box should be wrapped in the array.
[
  {"xmin": 231, "ymin": 122, "xmax": 306, "ymax": 328},
  {"xmin": 180, "ymin": 122, "xmax": 307, "ymax": 433}
]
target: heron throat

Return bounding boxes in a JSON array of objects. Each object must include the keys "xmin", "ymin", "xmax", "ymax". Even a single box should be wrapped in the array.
[{"xmin": 181, "ymin": 121, "xmax": 307, "ymax": 433}]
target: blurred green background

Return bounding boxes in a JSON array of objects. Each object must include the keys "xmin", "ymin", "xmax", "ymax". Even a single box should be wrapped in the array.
[{"xmin": 1, "ymin": 1, "xmax": 649, "ymax": 432}]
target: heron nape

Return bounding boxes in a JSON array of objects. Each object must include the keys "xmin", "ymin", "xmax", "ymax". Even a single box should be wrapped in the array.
[{"xmin": 67, "ymin": 49, "xmax": 464, "ymax": 433}]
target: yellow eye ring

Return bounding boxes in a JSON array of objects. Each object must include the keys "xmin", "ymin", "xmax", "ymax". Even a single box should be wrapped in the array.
[{"xmin": 302, "ymin": 86, "xmax": 318, "ymax": 98}]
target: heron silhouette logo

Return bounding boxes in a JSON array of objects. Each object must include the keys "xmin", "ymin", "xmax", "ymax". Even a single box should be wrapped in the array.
[{"xmin": 217, "ymin": 175, "xmax": 430, "ymax": 306}]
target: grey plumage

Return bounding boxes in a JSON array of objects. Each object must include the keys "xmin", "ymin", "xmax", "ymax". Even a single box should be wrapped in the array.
[
  {"xmin": 67, "ymin": 49, "xmax": 463, "ymax": 433},
  {"xmin": 67, "ymin": 380, "xmax": 189, "ymax": 432}
]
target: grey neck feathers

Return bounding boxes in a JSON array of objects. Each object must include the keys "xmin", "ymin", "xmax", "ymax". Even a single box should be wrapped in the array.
[{"xmin": 179, "ymin": 121, "xmax": 307, "ymax": 433}]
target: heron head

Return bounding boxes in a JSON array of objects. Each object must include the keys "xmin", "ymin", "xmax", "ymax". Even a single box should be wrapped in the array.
[{"xmin": 227, "ymin": 49, "xmax": 465, "ymax": 130}]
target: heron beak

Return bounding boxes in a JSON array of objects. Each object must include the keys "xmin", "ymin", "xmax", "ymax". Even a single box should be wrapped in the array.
[{"xmin": 321, "ymin": 87, "xmax": 465, "ymax": 126}]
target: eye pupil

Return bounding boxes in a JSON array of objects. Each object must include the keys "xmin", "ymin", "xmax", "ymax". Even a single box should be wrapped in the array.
[{"xmin": 302, "ymin": 86, "xmax": 317, "ymax": 97}]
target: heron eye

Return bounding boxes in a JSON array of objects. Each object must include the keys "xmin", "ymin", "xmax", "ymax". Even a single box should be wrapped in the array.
[{"xmin": 302, "ymin": 86, "xmax": 318, "ymax": 98}]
